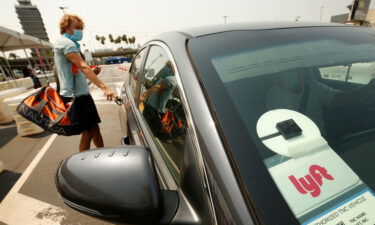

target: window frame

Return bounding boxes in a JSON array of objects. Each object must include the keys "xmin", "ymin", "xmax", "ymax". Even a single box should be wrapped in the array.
[
  {"xmin": 128, "ymin": 46, "xmax": 150, "ymax": 103},
  {"xmin": 133, "ymin": 41, "xmax": 218, "ymax": 224},
  {"xmin": 138, "ymin": 44, "xmax": 187, "ymax": 183},
  {"xmin": 126, "ymin": 46, "xmax": 179, "ymax": 190}
]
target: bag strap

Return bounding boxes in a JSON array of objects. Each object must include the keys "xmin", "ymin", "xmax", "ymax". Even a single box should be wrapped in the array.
[
  {"xmin": 25, "ymin": 87, "xmax": 63, "ymax": 128},
  {"xmin": 45, "ymin": 86, "xmax": 75, "ymax": 111},
  {"xmin": 32, "ymin": 87, "xmax": 48, "ymax": 113},
  {"xmin": 33, "ymin": 99, "xmax": 48, "ymax": 113},
  {"xmin": 49, "ymin": 111, "xmax": 66, "ymax": 127},
  {"xmin": 44, "ymin": 86, "xmax": 75, "ymax": 127},
  {"xmin": 52, "ymin": 66, "xmax": 60, "ymax": 94},
  {"xmin": 47, "ymin": 58, "xmax": 78, "ymax": 126}
]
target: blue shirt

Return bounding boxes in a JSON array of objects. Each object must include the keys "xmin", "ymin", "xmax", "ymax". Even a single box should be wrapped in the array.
[
  {"xmin": 54, "ymin": 35, "xmax": 89, "ymax": 97},
  {"xmin": 147, "ymin": 66, "xmax": 177, "ymax": 113}
]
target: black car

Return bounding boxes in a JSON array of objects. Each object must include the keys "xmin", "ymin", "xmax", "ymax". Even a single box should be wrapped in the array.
[{"xmin": 56, "ymin": 22, "xmax": 375, "ymax": 225}]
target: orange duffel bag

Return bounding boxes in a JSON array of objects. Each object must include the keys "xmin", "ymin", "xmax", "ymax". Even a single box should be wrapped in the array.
[{"xmin": 16, "ymin": 85, "xmax": 82, "ymax": 136}]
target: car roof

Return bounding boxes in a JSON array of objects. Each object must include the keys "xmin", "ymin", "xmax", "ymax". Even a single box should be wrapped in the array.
[{"xmin": 177, "ymin": 21, "xmax": 351, "ymax": 38}]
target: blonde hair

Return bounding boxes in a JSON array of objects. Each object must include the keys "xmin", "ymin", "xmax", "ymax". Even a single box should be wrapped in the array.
[{"xmin": 59, "ymin": 14, "xmax": 84, "ymax": 34}]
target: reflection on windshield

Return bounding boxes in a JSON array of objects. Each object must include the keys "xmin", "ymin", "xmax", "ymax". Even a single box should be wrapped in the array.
[
  {"xmin": 265, "ymin": 69, "xmax": 375, "ymax": 140},
  {"xmin": 211, "ymin": 38, "xmax": 375, "ymax": 224}
]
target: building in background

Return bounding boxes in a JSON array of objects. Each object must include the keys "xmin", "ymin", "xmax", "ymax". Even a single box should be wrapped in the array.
[
  {"xmin": 348, "ymin": 0, "xmax": 371, "ymax": 22},
  {"xmin": 331, "ymin": 13, "xmax": 350, "ymax": 23},
  {"xmin": 366, "ymin": 9, "xmax": 375, "ymax": 27},
  {"xmin": 15, "ymin": 0, "xmax": 49, "ymax": 41},
  {"xmin": 14, "ymin": 0, "xmax": 52, "ymax": 70},
  {"xmin": 331, "ymin": 0, "xmax": 373, "ymax": 26},
  {"xmin": 331, "ymin": 9, "xmax": 375, "ymax": 27}
]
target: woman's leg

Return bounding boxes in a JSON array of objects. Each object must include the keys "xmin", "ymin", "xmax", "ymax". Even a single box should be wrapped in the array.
[
  {"xmin": 92, "ymin": 124, "xmax": 104, "ymax": 148},
  {"xmin": 79, "ymin": 129, "xmax": 93, "ymax": 152}
]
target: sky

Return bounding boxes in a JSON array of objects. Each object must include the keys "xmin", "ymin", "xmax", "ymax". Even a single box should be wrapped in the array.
[{"xmin": 0, "ymin": 0, "xmax": 372, "ymax": 55}]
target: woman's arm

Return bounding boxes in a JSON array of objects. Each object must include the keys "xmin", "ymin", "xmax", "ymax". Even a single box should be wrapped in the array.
[
  {"xmin": 65, "ymin": 52, "xmax": 116, "ymax": 100},
  {"xmin": 140, "ymin": 82, "xmax": 168, "ymax": 102}
]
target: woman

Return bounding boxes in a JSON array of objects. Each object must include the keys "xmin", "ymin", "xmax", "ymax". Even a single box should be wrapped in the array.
[{"xmin": 54, "ymin": 14, "xmax": 116, "ymax": 151}]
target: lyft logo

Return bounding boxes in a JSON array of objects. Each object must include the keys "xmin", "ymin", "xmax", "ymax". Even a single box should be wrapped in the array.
[{"xmin": 288, "ymin": 165, "xmax": 334, "ymax": 198}]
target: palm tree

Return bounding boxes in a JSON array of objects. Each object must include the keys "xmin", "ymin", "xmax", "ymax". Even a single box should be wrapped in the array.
[
  {"xmin": 108, "ymin": 34, "xmax": 115, "ymax": 50},
  {"xmin": 129, "ymin": 37, "xmax": 133, "ymax": 48},
  {"xmin": 108, "ymin": 34, "xmax": 114, "ymax": 42},
  {"xmin": 128, "ymin": 36, "xmax": 136, "ymax": 48},
  {"xmin": 113, "ymin": 36, "xmax": 121, "ymax": 50},
  {"xmin": 121, "ymin": 34, "xmax": 128, "ymax": 48},
  {"xmin": 128, "ymin": 37, "xmax": 133, "ymax": 48},
  {"xmin": 95, "ymin": 35, "xmax": 105, "ymax": 49},
  {"xmin": 100, "ymin": 36, "xmax": 106, "ymax": 46}
]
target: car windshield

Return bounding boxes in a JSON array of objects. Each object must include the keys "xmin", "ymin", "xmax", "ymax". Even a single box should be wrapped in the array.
[{"xmin": 189, "ymin": 27, "xmax": 375, "ymax": 224}]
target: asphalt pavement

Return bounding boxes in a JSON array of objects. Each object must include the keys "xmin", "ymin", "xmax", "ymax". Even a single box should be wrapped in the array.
[{"xmin": 0, "ymin": 64, "xmax": 129, "ymax": 225}]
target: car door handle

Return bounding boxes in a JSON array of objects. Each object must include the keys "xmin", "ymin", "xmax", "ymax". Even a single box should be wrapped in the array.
[
  {"xmin": 115, "ymin": 97, "xmax": 123, "ymax": 105},
  {"xmin": 121, "ymin": 91, "xmax": 130, "ymax": 105}
]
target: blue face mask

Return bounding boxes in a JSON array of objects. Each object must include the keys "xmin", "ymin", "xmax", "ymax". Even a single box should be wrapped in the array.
[{"xmin": 71, "ymin": 30, "xmax": 83, "ymax": 41}]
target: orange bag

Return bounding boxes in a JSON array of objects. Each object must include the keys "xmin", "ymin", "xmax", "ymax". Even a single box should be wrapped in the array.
[{"xmin": 17, "ymin": 85, "xmax": 82, "ymax": 136}]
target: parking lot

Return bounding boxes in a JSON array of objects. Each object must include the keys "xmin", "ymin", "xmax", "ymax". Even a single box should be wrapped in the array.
[{"xmin": 0, "ymin": 65, "xmax": 128, "ymax": 225}]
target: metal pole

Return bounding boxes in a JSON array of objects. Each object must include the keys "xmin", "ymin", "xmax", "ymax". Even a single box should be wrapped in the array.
[
  {"xmin": 1, "ymin": 51, "xmax": 17, "ymax": 80},
  {"xmin": 18, "ymin": 33, "xmax": 48, "ymax": 86},
  {"xmin": 29, "ymin": 51, "xmax": 39, "ymax": 69},
  {"xmin": 87, "ymin": 30, "xmax": 95, "ymax": 53},
  {"xmin": 0, "ymin": 63, "xmax": 6, "ymax": 79},
  {"xmin": 223, "ymin": 16, "xmax": 228, "ymax": 24},
  {"xmin": 38, "ymin": 40, "xmax": 52, "ymax": 83},
  {"xmin": 320, "ymin": 6, "xmax": 324, "ymax": 21},
  {"xmin": 0, "ymin": 62, "xmax": 12, "ymax": 87},
  {"xmin": 18, "ymin": 33, "xmax": 48, "ymax": 81},
  {"xmin": 17, "ymin": 33, "xmax": 33, "ymax": 66},
  {"xmin": 40, "ymin": 45, "xmax": 52, "ymax": 70},
  {"xmin": 33, "ymin": 48, "xmax": 49, "ymax": 85},
  {"xmin": 59, "ymin": 7, "xmax": 68, "ymax": 14},
  {"xmin": 39, "ymin": 40, "xmax": 52, "ymax": 70},
  {"xmin": 0, "ymin": 34, "xmax": 16, "ymax": 80},
  {"xmin": 35, "ymin": 48, "xmax": 48, "ymax": 80}
]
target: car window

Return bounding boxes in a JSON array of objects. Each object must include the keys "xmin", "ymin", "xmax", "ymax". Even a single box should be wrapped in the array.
[
  {"xmin": 320, "ymin": 63, "xmax": 375, "ymax": 84},
  {"xmin": 139, "ymin": 45, "xmax": 187, "ymax": 182},
  {"xmin": 129, "ymin": 48, "xmax": 147, "ymax": 97},
  {"xmin": 189, "ymin": 27, "xmax": 375, "ymax": 225}
]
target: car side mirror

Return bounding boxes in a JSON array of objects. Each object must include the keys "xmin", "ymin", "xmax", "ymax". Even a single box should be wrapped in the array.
[{"xmin": 55, "ymin": 146, "xmax": 165, "ymax": 224}]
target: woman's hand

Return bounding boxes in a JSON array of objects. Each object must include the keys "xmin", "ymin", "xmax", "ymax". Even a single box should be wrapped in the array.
[{"xmin": 103, "ymin": 86, "xmax": 116, "ymax": 101}]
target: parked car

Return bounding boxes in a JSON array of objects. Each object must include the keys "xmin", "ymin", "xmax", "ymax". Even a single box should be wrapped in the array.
[
  {"xmin": 105, "ymin": 56, "xmax": 132, "ymax": 65},
  {"xmin": 55, "ymin": 22, "xmax": 375, "ymax": 225}
]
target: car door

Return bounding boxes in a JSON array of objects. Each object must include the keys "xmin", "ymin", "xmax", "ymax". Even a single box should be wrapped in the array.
[
  {"xmin": 123, "ymin": 43, "xmax": 216, "ymax": 224},
  {"xmin": 119, "ymin": 46, "xmax": 148, "ymax": 146}
]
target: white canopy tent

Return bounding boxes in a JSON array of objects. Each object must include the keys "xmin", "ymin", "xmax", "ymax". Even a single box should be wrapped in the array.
[
  {"xmin": 0, "ymin": 26, "xmax": 53, "ymax": 51},
  {"xmin": 0, "ymin": 26, "xmax": 53, "ymax": 82},
  {"xmin": 0, "ymin": 27, "xmax": 54, "ymax": 173}
]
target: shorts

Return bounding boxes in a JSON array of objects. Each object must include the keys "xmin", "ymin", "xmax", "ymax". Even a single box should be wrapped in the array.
[{"xmin": 61, "ymin": 94, "xmax": 101, "ymax": 133}]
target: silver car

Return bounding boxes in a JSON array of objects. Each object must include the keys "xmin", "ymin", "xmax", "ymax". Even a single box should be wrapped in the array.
[{"xmin": 56, "ymin": 22, "xmax": 375, "ymax": 225}]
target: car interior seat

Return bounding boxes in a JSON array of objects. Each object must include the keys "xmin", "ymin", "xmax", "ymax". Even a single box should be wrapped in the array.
[{"xmin": 224, "ymin": 73, "xmax": 279, "ymax": 159}]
